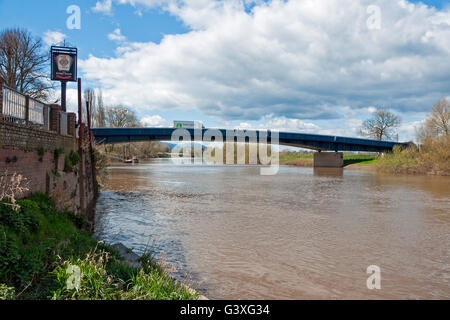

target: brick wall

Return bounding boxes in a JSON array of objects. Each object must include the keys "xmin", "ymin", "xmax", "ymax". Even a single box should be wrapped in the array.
[
  {"xmin": 0, "ymin": 119, "xmax": 76, "ymax": 151},
  {"xmin": 0, "ymin": 118, "xmax": 97, "ymax": 223},
  {"xmin": 50, "ymin": 104, "xmax": 61, "ymax": 133}
]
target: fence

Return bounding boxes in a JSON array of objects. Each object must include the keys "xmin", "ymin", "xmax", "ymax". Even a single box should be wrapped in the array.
[
  {"xmin": 2, "ymin": 86, "xmax": 26, "ymax": 122},
  {"xmin": 1, "ymin": 82, "xmax": 73, "ymax": 135},
  {"xmin": 29, "ymin": 98, "xmax": 45, "ymax": 126}
]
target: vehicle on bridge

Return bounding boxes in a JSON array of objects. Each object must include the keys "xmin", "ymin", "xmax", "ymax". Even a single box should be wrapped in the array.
[{"xmin": 173, "ymin": 121, "xmax": 205, "ymax": 129}]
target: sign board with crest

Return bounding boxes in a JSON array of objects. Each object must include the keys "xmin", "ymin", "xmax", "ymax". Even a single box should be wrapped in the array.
[
  {"xmin": 50, "ymin": 46, "xmax": 77, "ymax": 111},
  {"xmin": 51, "ymin": 46, "xmax": 77, "ymax": 82}
]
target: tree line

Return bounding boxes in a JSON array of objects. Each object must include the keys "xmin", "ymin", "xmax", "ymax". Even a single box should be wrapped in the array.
[
  {"xmin": 83, "ymin": 88, "xmax": 141, "ymax": 128},
  {"xmin": 359, "ymin": 98, "xmax": 448, "ymax": 143}
]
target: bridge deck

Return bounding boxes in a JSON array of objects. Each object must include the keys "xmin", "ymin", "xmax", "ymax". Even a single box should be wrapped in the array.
[{"xmin": 91, "ymin": 127, "xmax": 408, "ymax": 152}]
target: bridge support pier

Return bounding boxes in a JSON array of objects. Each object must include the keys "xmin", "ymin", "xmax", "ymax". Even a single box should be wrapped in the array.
[{"xmin": 314, "ymin": 152, "xmax": 344, "ymax": 168}]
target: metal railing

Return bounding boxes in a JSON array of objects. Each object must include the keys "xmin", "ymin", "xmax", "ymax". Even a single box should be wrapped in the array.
[
  {"xmin": 2, "ymin": 86, "xmax": 26, "ymax": 122},
  {"xmin": 29, "ymin": 98, "xmax": 45, "ymax": 125},
  {"xmin": 1, "ymin": 83, "xmax": 72, "ymax": 135}
]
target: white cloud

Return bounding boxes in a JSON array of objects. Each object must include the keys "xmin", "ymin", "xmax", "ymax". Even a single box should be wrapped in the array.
[
  {"xmin": 260, "ymin": 116, "xmax": 320, "ymax": 133},
  {"xmin": 108, "ymin": 29, "xmax": 127, "ymax": 42},
  {"xmin": 80, "ymin": 0, "xmax": 450, "ymax": 127},
  {"xmin": 398, "ymin": 120, "xmax": 425, "ymax": 142},
  {"xmin": 229, "ymin": 115, "xmax": 320, "ymax": 133},
  {"xmin": 140, "ymin": 115, "xmax": 171, "ymax": 127},
  {"xmin": 92, "ymin": 0, "xmax": 113, "ymax": 15},
  {"xmin": 43, "ymin": 30, "xmax": 66, "ymax": 46}
]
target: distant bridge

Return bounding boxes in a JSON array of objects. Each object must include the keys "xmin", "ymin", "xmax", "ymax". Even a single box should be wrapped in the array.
[{"xmin": 91, "ymin": 127, "xmax": 408, "ymax": 153}]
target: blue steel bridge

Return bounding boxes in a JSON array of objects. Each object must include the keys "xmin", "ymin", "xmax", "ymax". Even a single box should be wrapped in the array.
[{"xmin": 91, "ymin": 127, "xmax": 408, "ymax": 153}]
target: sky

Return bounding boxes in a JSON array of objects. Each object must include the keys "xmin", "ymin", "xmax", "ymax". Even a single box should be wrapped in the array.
[{"xmin": 0, "ymin": 0, "xmax": 449, "ymax": 142}]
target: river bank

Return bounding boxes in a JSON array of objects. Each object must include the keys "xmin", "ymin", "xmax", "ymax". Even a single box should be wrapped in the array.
[
  {"xmin": 279, "ymin": 153, "xmax": 378, "ymax": 168},
  {"xmin": 0, "ymin": 193, "xmax": 199, "ymax": 300},
  {"xmin": 377, "ymin": 136, "xmax": 450, "ymax": 176},
  {"xmin": 280, "ymin": 144, "xmax": 450, "ymax": 176}
]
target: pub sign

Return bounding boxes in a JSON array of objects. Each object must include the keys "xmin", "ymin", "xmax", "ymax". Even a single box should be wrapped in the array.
[{"xmin": 51, "ymin": 46, "xmax": 77, "ymax": 82}]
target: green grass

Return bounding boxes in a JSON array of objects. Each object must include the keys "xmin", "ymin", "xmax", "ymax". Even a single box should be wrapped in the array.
[
  {"xmin": 279, "ymin": 153, "xmax": 313, "ymax": 163},
  {"xmin": 0, "ymin": 193, "xmax": 198, "ymax": 300},
  {"xmin": 279, "ymin": 152, "xmax": 378, "ymax": 166},
  {"xmin": 342, "ymin": 154, "xmax": 378, "ymax": 166}
]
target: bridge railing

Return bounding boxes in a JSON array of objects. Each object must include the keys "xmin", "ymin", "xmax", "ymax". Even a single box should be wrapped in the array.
[{"xmin": 0, "ymin": 80, "xmax": 75, "ymax": 136}]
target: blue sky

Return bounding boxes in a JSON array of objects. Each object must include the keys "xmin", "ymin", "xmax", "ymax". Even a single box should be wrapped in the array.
[
  {"xmin": 1, "ymin": 0, "xmax": 449, "ymax": 141},
  {"xmin": 0, "ymin": 0, "xmax": 188, "ymax": 59}
]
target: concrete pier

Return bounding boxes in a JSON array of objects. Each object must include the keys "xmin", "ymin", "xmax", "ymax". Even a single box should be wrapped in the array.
[{"xmin": 314, "ymin": 152, "xmax": 344, "ymax": 168}]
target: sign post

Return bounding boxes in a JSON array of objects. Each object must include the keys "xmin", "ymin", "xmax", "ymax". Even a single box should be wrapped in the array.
[{"xmin": 51, "ymin": 46, "xmax": 78, "ymax": 112}]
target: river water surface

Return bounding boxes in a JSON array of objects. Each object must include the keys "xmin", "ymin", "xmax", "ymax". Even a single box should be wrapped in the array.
[{"xmin": 94, "ymin": 159, "xmax": 450, "ymax": 299}]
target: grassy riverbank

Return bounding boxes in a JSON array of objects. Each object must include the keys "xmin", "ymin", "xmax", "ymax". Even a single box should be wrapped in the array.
[
  {"xmin": 377, "ymin": 135, "xmax": 450, "ymax": 175},
  {"xmin": 280, "ymin": 135, "xmax": 449, "ymax": 176},
  {"xmin": 279, "ymin": 153, "xmax": 313, "ymax": 167},
  {"xmin": 0, "ymin": 193, "xmax": 198, "ymax": 300},
  {"xmin": 279, "ymin": 153, "xmax": 378, "ymax": 167}
]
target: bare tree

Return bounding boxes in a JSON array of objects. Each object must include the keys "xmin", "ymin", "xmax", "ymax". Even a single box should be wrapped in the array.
[
  {"xmin": 423, "ymin": 98, "xmax": 449, "ymax": 137},
  {"xmin": 84, "ymin": 88, "xmax": 97, "ymax": 126},
  {"xmin": 105, "ymin": 105, "xmax": 140, "ymax": 128},
  {"xmin": 0, "ymin": 28, "xmax": 50, "ymax": 100},
  {"xmin": 360, "ymin": 108, "xmax": 401, "ymax": 141},
  {"xmin": 95, "ymin": 89, "xmax": 107, "ymax": 127}
]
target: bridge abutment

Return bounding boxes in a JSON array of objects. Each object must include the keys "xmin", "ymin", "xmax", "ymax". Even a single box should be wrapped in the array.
[{"xmin": 314, "ymin": 152, "xmax": 344, "ymax": 168}]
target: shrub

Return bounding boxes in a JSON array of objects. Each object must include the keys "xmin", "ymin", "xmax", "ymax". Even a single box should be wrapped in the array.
[
  {"xmin": 64, "ymin": 156, "xmax": 73, "ymax": 173},
  {"xmin": 377, "ymin": 135, "xmax": 450, "ymax": 175},
  {"xmin": 0, "ymin": 284, "xmax": 15, "ymax": 300},
  {"xmin": 52, "ymin": 249, "xmax": 198, "ymax": 300},
  {"xmin": 69, "ymin": 150, "xmax": 81, "ymax": 166},
  {"xmin": 37, "ymin": 147, "xmax": 45, "ymax": 162},
  {"xmin": 64, "ymin": 151, "xmax": 81, "ymax": 173},
  {"xmin": 52, "ymin": 249, "xmax": 124, "ymax": 300},
  {"xmin": 54, "ymin": 148, "xmax": 65, "ymax": 158},
  {"xmin": 64, "ymin": 210, "xmax": 86, "ymax": 230},
  {"xmin": 0, "ymin": 193, "xmax": 198, "ymax": 300},
  {"xmin": 0, "ymin": 171, "xmax": 30, "ymax": 209},
  {"xmin": 0, "ymin": 194, "xmax": 94, "ymax": 295}
]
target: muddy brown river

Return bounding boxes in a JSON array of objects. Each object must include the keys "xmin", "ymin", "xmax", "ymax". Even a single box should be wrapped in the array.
[{"xmin": 94, "ymin": 159, "xmax": 450, "ymax": 299}]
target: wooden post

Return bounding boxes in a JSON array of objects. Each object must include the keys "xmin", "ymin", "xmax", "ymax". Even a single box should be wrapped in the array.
[
  {"xmin": 78, "ymin": 78, "xmax": 85, "ymax": 212},
  {"xmin": 0, "ymin": 78, "xmax": 3, "ymax": 116},
  {"xmin": 43, "ymin": 105, "xmax": 49, "ymax": 131},
  {"xmin": 86, "ymin": 100, "xmax": 97, "ymax": 195},
  {"xmin": 25, "ymin": 95, "xmax": 29, "ymax": 125}
]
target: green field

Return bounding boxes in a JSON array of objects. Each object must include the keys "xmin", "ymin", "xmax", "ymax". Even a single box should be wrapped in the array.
[
  {"xmin": 279, "ymin": 153, "xmax": 313, "ymax": 163},
  {"xmin": 342, "ymin": 154, "xmax": 379, "ymax": 166},
  {"xmin": 279, "ymin": 153, "xmax": 378, "ymax": 166}
]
